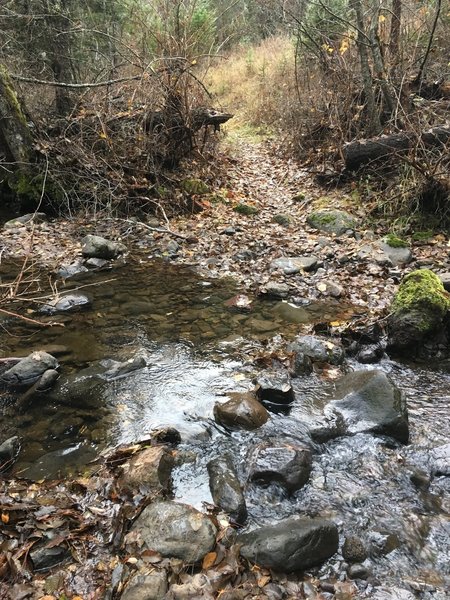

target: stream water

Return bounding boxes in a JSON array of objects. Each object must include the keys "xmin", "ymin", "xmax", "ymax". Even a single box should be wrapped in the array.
[{"xmin": 0, "ymin": 257, "xmax": 449, "ymax": 597}]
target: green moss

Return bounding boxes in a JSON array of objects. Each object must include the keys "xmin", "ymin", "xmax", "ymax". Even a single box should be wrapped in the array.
[
  {"xmin": 273, "ymin": 213, "xmax": 291, "ymax": 226},
  {"xmin": 292, "ymin": 192, "xmax": 306, "ymax": 202},
  {"xmin": 182, "ymin": 178, "xmax": 210, "ymax": 195},
  {"xmin": 393, "ymin": 270, "xmax": 450, "ymax": 329},
  {"xmin": 412, "ymin": 230, "xmax": 433, "ymax": 242},
  {"xmin": 233, "ymin": 203, "xmax": 259, "ymax": 216},
  {"xmin": 0, "ymin": 64, "xmax": 27, "ymax": 127},
  {"xmin": 384, "ymin": 233, "xmax": 409, "ymax": 248},
  {"xmin": 312, "ymin": 212, "xmax": 336, "ymax": 225}
]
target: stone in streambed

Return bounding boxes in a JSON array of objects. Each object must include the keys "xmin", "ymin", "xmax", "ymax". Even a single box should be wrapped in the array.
[
  {"xmin": 40, "ymin": 293, "xmax": 91, "ymax": 314},
  {"xmin": 127, "ymin": 501, "xmax": 217, "ymax": 564},
  {"xmin": 259, "ymin": 281, "xmax": 290, "ymax": 299},
  {"xmin": 118, "ymin": 446, "xmax": 174, "ymax": 494},
  {"xmin": 213, "ymin": 392, "xmax": 269, "ymax": 430},
  {"xmin": 255, "ymin": 371, "xmax": 295, "ymax": 407},
  {"xmin": 208, "ymin": 455, "xmax": 247, "ymax": 524},
  {"xmin": 36, "ymin": 369, "xmax": 59, "ymax": 391},
  {"xmin": 287, "ymin": 335, "xmax": 344, "ymax": 365},
  {"xmin": 238, "ymin": 517, "xmax": 338, "ymax": 571},
  {"xmin": 1, "ymin": 351, "xmax": 58, "ymax": 388},
  {"xmin": 0, "ymin": 436, "xmax": 21, "ymax": 465},
  {"xmin": 81, "ymin": 234, "xmax": 126, "ymax": 259},
  {"xmin": 429, "ymin": 443, "xmax": 450, "ymax": 476},
  {"xmin": 247, "ymin": 440, "xmax": 312, "ymax": 494},
  {"xmin": 342, "ymin": 535, "xmax": 368, "ymax": 563},
  {"xmin": 326, "ymin": 370, "xmax": 409, "ymax": 443},
  {"xmin": 121, "ymin": 569, "xmax": 167, "ymax": 600}
]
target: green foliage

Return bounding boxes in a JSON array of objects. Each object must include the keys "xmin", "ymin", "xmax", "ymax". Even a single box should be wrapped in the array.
[
  {"xmin": 412, "ymin": 230, "xmax": 434, "ymax": 242},
  {"xmin": 233, "ymin": 203, "xmax": 259, "ymax": 215},
  {"xmin": 384, "ymin": 234, "xmax": 409, "ymax": 248},
  {"xmin": 304, "ymin": 0, "xmax": 350, "ymax": 44}
]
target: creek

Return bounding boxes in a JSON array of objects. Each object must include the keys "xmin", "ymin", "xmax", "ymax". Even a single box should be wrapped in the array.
[{"xmin": 0, "ymin": 256, "xmax": 449, "ymax": 597}]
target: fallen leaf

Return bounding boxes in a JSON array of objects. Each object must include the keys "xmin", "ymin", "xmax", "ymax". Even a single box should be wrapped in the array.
[{"xmin": 202, "ymin": 552, "xmax": 217, "ymax": 569}]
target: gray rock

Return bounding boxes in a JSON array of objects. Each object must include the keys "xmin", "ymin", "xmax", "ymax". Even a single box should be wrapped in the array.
[
  {"xmin": 1, "ymin": 351, "xmax": 58, "ymax": 387},
  {"xmin": 347, "ymin": 563, "xmax": 371, "ymax": 580},
  {"xmin": 238, "ymin": 517, "xmax": 338, "ymax": 572},
  {"xmin": 81, "ymin": 234, "xmax": 126, "ymax": 259},
  {"xmin": 260, "ymin": 282, "xmax": 290, "ymax": 299},
  {"xmin": 102, "ymin": 356, "xmax": 146, "ymax": 380},
  {"xmin": 3, "ymin": 212, "xmax": 46, "ymax": 229},
  {"xmin": 30, "ymin": 545, "xmax": 69, "ymax": 572},
  {"xmin": 221, "ymin": 227, "xmax": 236, "ymax": 235},
  {"xmin": 36, "ymin": 369, "xmax": 59, "ymax": 391},
  {"xmin": 342, "ymin": 535, "xmax": 368, "ymax": 563},
  {"xmin": 121, "ymin": 570, "xmax": 167, "ymax": 600},
  {"xmin": 255, "ymin": 371, "xmax": 295, "ymax": 407},
  {"xmin": 292, "ymin": 351, "xmax": 313, "ymax": 376},
  {"xmin": 356, "ymin": 345, "xmax": 384, "ymax": 364},
  {"xmin": 326, "ymin": 370, "xmax": 409, "ymax": 443},
  {"xmin": 57, "ymin": 261, "xmax": 89, "ymax": 279},
  {"xmin": 307, "ymin": 209, "xmax": 357, "ymax": 236},
  {"xmin": 213, "ymin": 392, "xmax": 269, "ymax": 430},
  {"xmin": 270, "ymin": 256, "xmax": 318, "ymax": 274},
  {"xmin": 119, "ymin": 446, "xmax": 174, "ymax": 494},
  {"xmin": 0, "ymin": 436, "xmax": 21, "ymax": 464},
  {"xmin": 287, "ymin": 335, "xmax": 344, "ymax": 365},
  {"xmin": 430, "ymin": 443, "xmax": 450, "ymax": 476},
  {"xmin": 40, "ymin": 293, "xmax": 91, "ymax": 314},
  {"xmin": 19, "ymin": 444, "xmax": 97, "ymax": 480},
  {"xmin": 167, "ymin": 574, "xmax": 214, "ymax": 600},
  {"xmin": 247, "ymin": 440, "xmax": 312, "ymax": 494},
  {"xmin": 85, "ymin": 257, "xmax": 109, "ymax": 268},
  {"xmin": 127, "ymin": 502, "xmax": 217, "ymax": 564},
  {"xmin": 439, "ymin": 272, "xmax": 450, "ymax": 291},
  {"xmin": 208, "ymin": 455, "xmax": 247, "ymax": 524},
  {"xmin": 378, "ymin": 240, "xmax": 412, "ymax": 266}
]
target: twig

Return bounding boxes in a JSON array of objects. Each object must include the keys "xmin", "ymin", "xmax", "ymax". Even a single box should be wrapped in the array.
[
  {"xmin": 121, "ymin": 219, "xmax": 187, "ymax": 240},
  {"xmin": 0, "ymin": 308, "xmax": 64, "ymax": 327},
  {"xmin": 10, "ymin": 74, "xmax": 145, "ymax": 88}
]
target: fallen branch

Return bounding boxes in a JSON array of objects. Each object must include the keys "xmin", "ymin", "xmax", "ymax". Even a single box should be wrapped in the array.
[{"xmin": 0, "ymin": 307, "xmax": 64, "ymax": 327}]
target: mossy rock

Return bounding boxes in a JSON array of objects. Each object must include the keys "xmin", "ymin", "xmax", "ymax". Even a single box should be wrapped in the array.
[
  {"xmin": 307, "ymin": 209, "xmax": 357, "ymax": 236},
  {"xmin": 388, "ymin": 269, "xmax": 450, "ymax": 354},
  {"xmin": 233, "ymin": 203, "xmax": 259, "ymax": 216},
  {"xmin": 273, "ymin": 213, "xmax": 291, "ymax": 226},
  {"xmin": 384, "ymin": 234, "xmax": 409, "ymax": 249},
  {"xmin": 182, "ymin": 179, "xmax": 210, "ymax": 195}
]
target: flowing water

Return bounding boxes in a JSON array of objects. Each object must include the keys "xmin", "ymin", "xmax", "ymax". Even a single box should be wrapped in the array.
[{"xmin": 0, "ymin": 257, "xmax": 449, "ymax": 597}]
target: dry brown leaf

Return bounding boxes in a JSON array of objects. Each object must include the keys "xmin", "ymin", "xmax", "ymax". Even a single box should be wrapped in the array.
[{"xmin": 202, "ymin": 551, "xmax": 217, "ymax": 569}]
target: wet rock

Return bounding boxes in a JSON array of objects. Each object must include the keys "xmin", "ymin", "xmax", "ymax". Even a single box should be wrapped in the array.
[
  {"xmin": 238, "ymin": 517, "xmax": 339, "ymax": 571},
  {"xmin": 347, "ymin": 563, "xmax": 371, "ymax": 580},
  {"xmin": 356, "ymin": 345, "xmax": 384, "ymax": 364},
  {"xmin": 207, "ymin": 455, "xmax": 247, "ymax": 524},
  {"xmin": 273, "ymin": 302, "xmax": 310, "ymax": 324},
  {"xmin": 0, "ymin": 436, "xmax": 21, "ymax": 466},
  {"xmin": 255, "ymin": 371, "xmax": 295, "ymax": 407},
  {"xmin": 326, "ymin": 370, "xmax": 409, "ymax": 443},
  {"xmin": 3, "ymin": 212, "xmax": 46, "ymax": 229},
  {"xmin": 30, "ymin": 544, "xmax": 69, "ymax": 571},
  {"xmin": 57, "ymin": 260, "xmax": 89, "ymax": 279},
  {"xmin": 36, "ymin": 368, "xmax": 59, "ymax": 391},
  {"xmin": 430, "ymin": 443, "xmax": 450, "ymax": 476},
  {"xmin": 152, "ymin": 427, "xmax": 182, "ymax": 446},
  {"xmin": 370, "ymin": 587, "xmax": 416, "ymax": 600},
  {"xmin": 292, "ymin": 351, "xmax": 313, "ymax": 376},
  {"xmin": 127, "ymin": 501, "xmax": 217, "ymax": 563},
  {"xmin": 387, "ymin": 269, "xmax": 450, "ymax": 356},
  {"xmin": 368, "ymin": 531, "xmax": 401, "ymax": 556},
  {"xmin": 19, "ymin": 444, "xmax": 97, "ymax": 480},
  {"xmin": 342, "ymin": 535, "xmax": 368, "ymax": 563},
  {"xmin": 102, "ymin": 356, "xmax": 146, "ymax": 380},
  {"xmin": 247, "ymin": 440, "xmax": 312, "ymax": 494},
  {"xmin": 270, "ymin": 256, "xmax": 318, "ymax": 274},
  {"xmin": 40, "ymin": 293, "xmax": 91, "ymax": 314},
  {"xmin": 118, "ymin": 446, "xmax": 174, "ymax": 494},
  {"xmin": 213, "ymin": 392, "xmax": 269, "ymax": 430},
  {"xmin": 287, "ymin": 335, "xmax": 344, "ymax": 365},
  {"xmin": 85, "ymin": 257, "xmax": 109, "ymax": 268},
  {"xmin": 81, "ymin": 234, "xmax": 126, "ymax": 259},
  {"xmin": 1, "ymin": 351, "xmax": 58, "ymax": 388},
  {"xmin": 121, "ymin": 569, "xmax": 168, "ymax": 600},
  {"xmin": 259, "ymin": 281, "xmax": 290, "ymax": 299},
  {"xmin": 307, "ymin": 209, "xmax": 357, "ymax": 236}
]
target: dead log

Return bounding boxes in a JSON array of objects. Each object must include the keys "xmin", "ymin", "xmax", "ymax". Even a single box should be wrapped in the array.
[
  {"xmin": 344, "ymin": 126, "xmax": 450, "ymax": 170},
  {"xmin": 191, "ymin": 107, "xmax": 234, "ymax": 132}
]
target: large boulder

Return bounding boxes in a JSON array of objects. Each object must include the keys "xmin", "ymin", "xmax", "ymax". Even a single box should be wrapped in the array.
[
  {"xmin": 81, "ymin": 234, "xmax": 126, "ymax": 259},
  {"xmin": 325, "ymin": 370, "xmax": 409, "ymax": 443},
  {"xmin": 238, "ymin": 518, "xmax": 338, "ymax": 572},
  {"xmin": 207, "ymin": 455, "xmax": 247, "ymax": 524},
  {"xmin": 118, "ymin": 446, "xmax": 174, "ymax": 495},
  {"xmin": 127, "ymin": 502, "xmax": 217, "ymax": 564},
  {"xmin": 307, "ymin": 209, "xmax": 357, "ymax": 236},
  {"xmin": 1, "ymin": 351, "xmax": 58, "ymax": 388},
  {"xmin": 213, "ymin": 392, "xmax": 269, "ymax": 430},
  {"xmin": 247, "ymin": 440, "xmax": 312, "ymax": 494},
  {"xmin": 387, "ymin": 269, "xmax": 450, "ymax": 355}
]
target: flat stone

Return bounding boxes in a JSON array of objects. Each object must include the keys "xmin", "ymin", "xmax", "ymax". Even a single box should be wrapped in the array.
[
  {"xmin": 270, "ymin": 256, "xmax": 318, "ymax": 274},
  {"xmin": 247, "ymin": 440, "xmax": 312, "ymax": 494},
  {"xmin": 208, "ymin": 455, "xmax": 247, "ymax": 524},
  {"xmin": 3, "ymin": 212, "xmax": 46, "ymax": 229},
  {"xmin": 121, "ymin": 569, "xmax": 168, "ymax": 600},
  {"xmin": 40, "ymin": 293, "xmax": 91, "ymax": 314},
  {"xmin": 213, "ymin": 392, "xmax": 269, "ymax": 430},
  {"xmin": 326, "ymin": 370, "xmax": 409, "ymax": 443},
  {"xmin": 1, "ymin": 351, "xmax": 59, "ymax": 388},
  {"xmin": 378, "ymin": 241, "xmax": 412, "ymax": 266},
  {"xmin": 57, "ymin": 261, "xmax": 89, "ymax": 279},
  {"xmin": 287, "ymin": 335, "xmax": 344, "ymax": 365},
  {"xmin": 127, "ymin": 501, "xmax": 217, "ymax": 564},
  {"xmin": 119, "ymin": 446, "xmax": 174, "ymax": 494},
  {"xmin": 260, "ymin": 282, "xmax": 290, "ymax": 299},
  {"xmin": 307, "ymin": 209, "xmax": 357, "ymax": 236},
  {"xmin": 81, "ymin": 234, "xmax": 126, "ymax": 259},
  {"xmin": 238, "ymin": 517, "xmax": 338, "ymax": 572}
]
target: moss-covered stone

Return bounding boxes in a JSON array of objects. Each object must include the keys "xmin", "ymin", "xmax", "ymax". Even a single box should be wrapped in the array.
[
  {"xmin": 182, "ymin": 178, "xmax": 210, "ymax": 195},
  {"xmin": 273, "ymin": 213, "xmax": 291, "ymax": 226},
  {"xmin": 307, "ymin": 209, "xmax": 357, "ymax": 236},
  {"xmin": 233, "ymin": 203, "xmax": 259, "ymax": 216},
  {"xmin": 384, "ymin": 234, "xmax": 409, "ymax": 249},
  {"xmin": 388, "ymin": 269, "xmax": 450, "ymax": 354}
]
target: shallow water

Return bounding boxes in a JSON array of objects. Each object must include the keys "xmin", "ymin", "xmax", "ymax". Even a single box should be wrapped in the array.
[{"xmin": 1, "ymin": 257, "xmax": 449, "ymax": 595}]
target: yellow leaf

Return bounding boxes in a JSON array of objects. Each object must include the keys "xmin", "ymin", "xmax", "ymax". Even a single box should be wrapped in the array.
[
  {"xmin": 379, "ymin": 14, "xmax": 386, "ymax": 23},
  {"xmin": 317, "ymin": 283, "xmax": 327, "ymax": 292},
  {"xmin": 202, "ymin": 551, "xmax": 217, "ymax": 569}
]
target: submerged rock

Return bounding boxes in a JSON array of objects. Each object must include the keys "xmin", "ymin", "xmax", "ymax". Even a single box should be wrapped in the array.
[
  {"xmin": 207, "ymin": 455, "xmax": 247, "ymax": 524},
  {"xmin": 326, "ymin": 370, "xmax": 409, "ymax": 443},
  {"xmin": 127, "ymin": 501, "xmax": 217, "ymax": 564},
  {"xmin": 247, "ymin": 440, "xmax": 312, "ymax": 494},
  {"xmin": 387, "ymin": 269, "xmax": 450, "ymax": 355},
  {"xmin": 213, "ymin": 392, "xmax": 269, "ymax": 430},
  {"xmin": 81, "ymin": 234, "xmax": 126, "ymax": 259},
  {"xmin": 1, "ymin": 351, "xmax": 58, "ymax": 388},
  {"xmin": 238, "ymin": 517, "xmax": 338, "ymax": 571},
  {"xmin": 40, "ymin": 293, "xmax": 91, "ymax": 314},
  {"xmin": 118, "ymin": 446, "xmax": 174, "ymax": 494},
  {"xmin": 307, "ymin": 209, "xmax": 357, "ymax": 236},
  {"xmin": 287, "ymin": 335, "xmax": 344, "ymax": 365}
]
